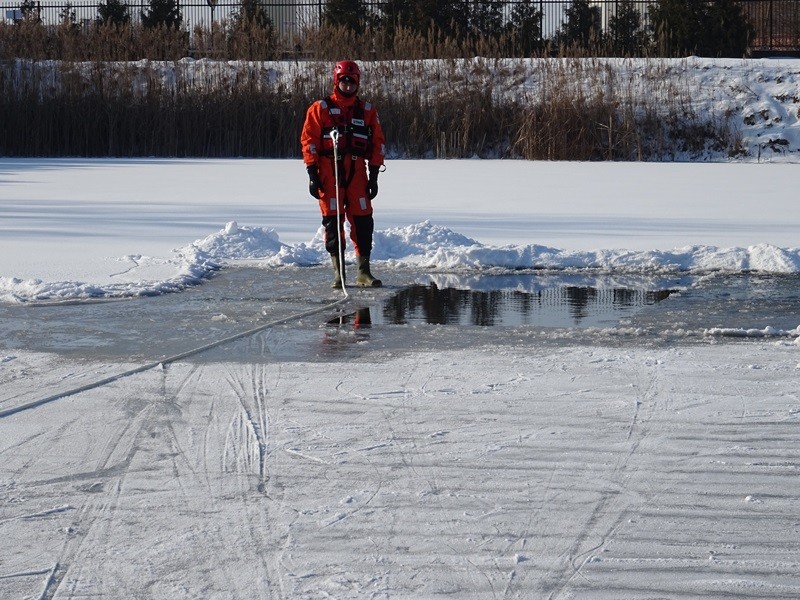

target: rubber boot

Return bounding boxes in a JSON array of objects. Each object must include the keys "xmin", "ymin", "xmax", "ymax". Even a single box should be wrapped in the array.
[
  {"xmin": 330, "ymin": 253, "xmax": 345, "ymax": 289},
  {"xmin": 355, "ymin": 255, "xmax": 382, "ymax": 287}
]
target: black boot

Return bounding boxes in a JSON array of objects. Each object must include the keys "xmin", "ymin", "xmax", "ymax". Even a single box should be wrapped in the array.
[{"xmin": 355, "ymin": 255, "xmax": 382, "ymax": 287}]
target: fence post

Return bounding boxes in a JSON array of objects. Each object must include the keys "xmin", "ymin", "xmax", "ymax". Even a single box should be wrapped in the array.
[
  {"xmin": 769, "ymin": 0, "xmax": 774, "ymax": 50},
  {"xmin": 539, "ymin": 0, "xmax": 544, "ymax": 48}
]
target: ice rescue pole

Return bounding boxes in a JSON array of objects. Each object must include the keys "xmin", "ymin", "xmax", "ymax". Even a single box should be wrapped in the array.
[{"xmin": 330, "ymin": 129, "xmax": 348, "ymax": 298}]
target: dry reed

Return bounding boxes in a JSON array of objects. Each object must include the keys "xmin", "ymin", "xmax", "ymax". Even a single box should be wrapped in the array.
[{"xmin": 1, "ymin": 55, "xmax": 741, "ymax": 160}]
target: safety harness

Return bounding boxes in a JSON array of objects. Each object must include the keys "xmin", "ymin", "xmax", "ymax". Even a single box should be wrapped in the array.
[{"xmin": 319, "ymin": 96, "xmax": 373, "ymax": 189}]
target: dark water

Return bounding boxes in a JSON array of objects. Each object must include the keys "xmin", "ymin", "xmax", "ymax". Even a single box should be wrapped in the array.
[
  {"xmin": 320, "ymin": 271, "xmax": 799, "ymax": 356},
  {"xmin": 373, "ymin": 282, "xmax": 677, "ymax": 328},
  {"xmin": 363, "ymin": 272, "xmax": 798, "ymax": 332}
]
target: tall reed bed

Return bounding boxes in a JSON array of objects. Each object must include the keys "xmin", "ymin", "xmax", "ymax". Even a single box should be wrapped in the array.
[
  {"xmin": 1, "ymin": 58, "xmax": 741, "ymax": 159},
  {"xmin": 360, "ymin": 58, "xmax": 740, "ymax": 160}
]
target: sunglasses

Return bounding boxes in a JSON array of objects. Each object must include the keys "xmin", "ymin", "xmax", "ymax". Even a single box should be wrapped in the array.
[{"xmin": 340, "ymin": 76, "xmax": 357, "ymax": 84}]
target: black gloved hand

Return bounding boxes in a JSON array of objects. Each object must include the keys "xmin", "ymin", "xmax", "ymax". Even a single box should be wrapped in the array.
[
  {"xmin": 367, "ymin": 165, "xmax": 380, "ymax": 199},
  {"xmin": 307, "ymin": 164, "xmax": 322, "ymax": 199}
]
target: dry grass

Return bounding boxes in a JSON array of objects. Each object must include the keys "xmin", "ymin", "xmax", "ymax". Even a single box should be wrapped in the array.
[
  {"xmin": 0, "ymin": 21, "xmax": 192, "ymax": 61},
  {"xmin": 1, "ymin": 54, "xmax": 740, "ymax": 160}
]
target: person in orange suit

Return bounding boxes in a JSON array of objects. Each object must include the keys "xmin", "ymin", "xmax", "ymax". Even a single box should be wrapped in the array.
[{"xmin": 301, "ymin": 60, "xmax": 386, "ymax": 288}]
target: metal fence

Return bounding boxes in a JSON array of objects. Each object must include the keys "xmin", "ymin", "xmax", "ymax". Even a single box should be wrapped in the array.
[
  {"xmin": 2, "ymin": 0, "xmax": 799, "ymax": 53},
  {"xmin": 744, "ymin": 0, "xmax": 800, "ymax": 51}
]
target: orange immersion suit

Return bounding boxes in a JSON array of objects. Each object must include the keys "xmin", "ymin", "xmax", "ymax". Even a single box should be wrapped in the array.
[{"xmin": 301, "ymin": 87, "xmax": 386, "ymax": 257}]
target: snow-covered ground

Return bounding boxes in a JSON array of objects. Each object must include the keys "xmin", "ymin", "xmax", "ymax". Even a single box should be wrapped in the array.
[
  {"xmin": 2, "ymin": 57, "xmax": 800, "ymax": 597},
  {"xmin": 2, "ymin": 340, "xmax": 799, "ymax": 599}
]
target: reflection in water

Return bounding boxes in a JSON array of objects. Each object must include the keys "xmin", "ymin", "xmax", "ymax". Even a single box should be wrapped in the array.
[
  {"xmin": 381, "ymin": 283, "xmax": 677, "ymax": 328},
  {"xmin": 320, "ymin": 307, "xmax": 373, "ymax": 356},
  {"xmin": 327, "ymin": 307, "xmax": 372, "ymax": 328}
]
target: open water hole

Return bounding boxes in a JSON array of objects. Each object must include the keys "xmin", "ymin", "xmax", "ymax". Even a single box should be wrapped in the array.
[
  {"xmin": 341, "ymin": 272, "xmax": 799, "ymax": 330},
  {"xmin": 0, "ymin": 268, "xmax": 797, "ymax": 362},
  {"xmin": 337, "ymin": 277, "xmax": 681, "ymax": 328}
]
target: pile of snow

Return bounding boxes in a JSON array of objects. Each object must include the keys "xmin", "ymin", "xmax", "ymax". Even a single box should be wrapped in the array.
[
  {"xmin": 376, "ymin": 223, "xmax": 800, "ymax": 272},
  {"xmin": 190, "ymin": 220, "xmax": 319, "ymax": 266},
  {"xmin": 705, "ymin": 325, "xmax": 800, "ymax": 339},
  {"xmin": 161, "ymin": 221, "xmax": 800, "ymax": 277},
  {"xmin": 2, "ymin": 219, "xmax": 798, "ymax": 304}
]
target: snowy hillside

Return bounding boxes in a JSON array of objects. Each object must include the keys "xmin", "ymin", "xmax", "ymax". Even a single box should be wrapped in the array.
[
  {"xmin": 373, "ymin": 56, "xmax": 800, "ymax": 161},
  {"xmin": 5, "ymin": 56, "xmax": 800, "ymax": 160}
]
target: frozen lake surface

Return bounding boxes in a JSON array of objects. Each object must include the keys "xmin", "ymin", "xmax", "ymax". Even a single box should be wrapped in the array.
[{"xmin": 1, "ymin": 157, "xmax": 799, "ymax": 598}]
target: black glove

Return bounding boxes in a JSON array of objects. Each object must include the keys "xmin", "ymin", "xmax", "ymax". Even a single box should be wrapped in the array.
[
  {"xmin": 367, "ymin": 165, "xmax": 380, "ymax": 199},
  {"xmin": 307, "ymin": 164, "xmax": 322, "ymax": 199}
]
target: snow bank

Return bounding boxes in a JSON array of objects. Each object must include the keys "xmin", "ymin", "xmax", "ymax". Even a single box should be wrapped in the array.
[
  {"xmin": 3, "ymin": 220, "xmax": 799, "ymax": 303},
  {"xmin": 704, "ymin": 324, "xmax": 800, "ymax": 340},
  {"xmin": 182, "ymin": 220, "xmax": 800, "ymax": 277}
]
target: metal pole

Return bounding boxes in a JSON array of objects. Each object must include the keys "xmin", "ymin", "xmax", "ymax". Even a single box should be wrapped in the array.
[{"xmin": 330, "ymin": 129, "xmax": 348, "ymax": 298}]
